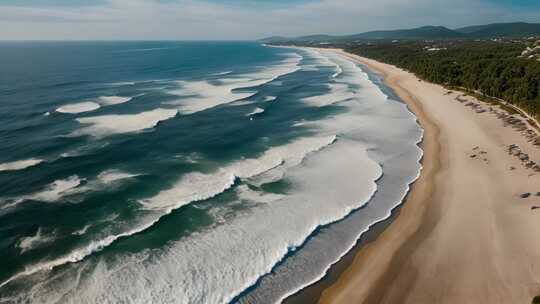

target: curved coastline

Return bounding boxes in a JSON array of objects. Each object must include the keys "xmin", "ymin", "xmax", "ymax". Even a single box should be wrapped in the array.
[
  {"xmin": 317, "ymin": 49, "xmax": 540, "ymax": 304},
  {"xmin": 237, "ymin": 46, "xmax": 425, "ymax": 304},
  {"xmin": 277, "ymin": 48, "xmax": 436, "ymax": 304},
  {"xmin": 316, "ymin": 49, "xmax": 441, "ymax": 304}
]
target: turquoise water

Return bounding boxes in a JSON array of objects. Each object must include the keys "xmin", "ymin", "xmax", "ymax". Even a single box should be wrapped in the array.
[{"xmin": 0, "ymin": 42, "xmax": 422, "ymax": 303}]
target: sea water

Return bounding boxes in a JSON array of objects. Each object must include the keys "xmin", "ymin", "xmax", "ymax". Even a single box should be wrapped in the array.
[{"xmin": 0, "ymin": 42, "xmax": 422, "ymax": 303}]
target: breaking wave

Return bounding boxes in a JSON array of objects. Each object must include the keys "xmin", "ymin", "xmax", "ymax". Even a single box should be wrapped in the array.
[
  {"xmin": 56, "ymin": 102, "xmax": 101, "ymax": 114},
  {"xmin": 0, "ymin": 159, "xmax": 43, "ymax": 172}
]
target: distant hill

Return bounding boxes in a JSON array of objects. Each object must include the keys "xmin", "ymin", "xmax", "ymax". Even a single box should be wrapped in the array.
[
  {"xmin": 455, "ymin": 24, "xmax": 494, "ymax": 34},
  {"xmin": 260, "ymin": 36, "xmax": 289, "ymax": 43},
  {"xmin": 261, "ymin": 34, "xmax": 336, "ymax": 43},
  {"xmin": 260, "ymin": 22, "xmax": 540, "ymax": 43},
  {"xmin": 457, "ymin": 22, "xmax": 540, "ymax": 38},
  {"xmin": 349, "ymin": 26, "xmax": 464, "ymax": 40},
  {"xmin": 289, "ymin": 34, "xmax": 335, "ymax": 42}
]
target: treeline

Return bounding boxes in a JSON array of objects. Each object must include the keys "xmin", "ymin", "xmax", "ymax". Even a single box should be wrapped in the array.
[{"xmin": 344, "ymin": 41, "xmax": 540, "ymax": 119}]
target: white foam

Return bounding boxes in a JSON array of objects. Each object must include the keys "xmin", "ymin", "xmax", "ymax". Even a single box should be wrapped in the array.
[
  {"xmin": 17, "ymin": 228, "xmax": 55, "ymax": 254},
  {"xmin": 235, "ymin": 185, "xmax": 284, "ymax": 204},
  {"xmin": 97, "ymin": 170, "xmax": 138, "ymax": 183},
  {"xmin": 167, "ymin": 54, "xmax": 302, "ymax": 115},
  {"xmin": 60, "ymin": 152, "xmax": 75, "ymax": 158},
  {"xmin": 302, "ymin": 66, "xmax": 319, "ymax": 72},
  {"xmin": 72, "ymin": 225, "xmax": 92, "ymax": 236},
  {"xmin": 0, "ymin": 199, "xmax": 24, "ymax": 210},
  {"xmin": 167, "ymin": 80, "xmax": 257, "ymax": 114},
  {"xmin": 245, "ymin": 136, "xmax": 336, "ymax": 186},
  {"xmin": 142, "ymin": 135, "xmax": 337, "ymax": 211},
  {"xmin": 0, "ymin": 218, "xmax": 164, "ymax": 290},
  {"xmin": 175, "ymin": 152, "xmax": 203, "ymax": 164},
  {"xmin": 2, "ymin": 170, "xmax": 136, "ymax": 211},
  {"xmin": 298, "ymin": 48, "xmax": 343, "ymax": 78},
  {"xmin": 97, "ymin": 96, "xmax": 132, "ymax": 106},
  {"xmin": 214, "ymin": 71, "xmax": 233, "ymax": 76},
  {"xmin": 302, "ymin": 83, "xmax": 355, "ymax": 107},
  {"xmin": 244, "ymin": 58, "xmax": 301, "ymax": 82},
  {"xmin": 17, "ymin": 176, "xmax": 83, "ymax": 204},
  {"xmin": 332, "ymin": 65, "xmax": 344, "ymax": 78},
  {"xmin": 139, "ymin": 171, "xmax": 237, "ymax": 211},
  {"xmin": 301, "ymin": 48, "xmax": 334, "ymax": 65},
  {"xmin": 308, "ymin": 49, "xmax": 344, "ymax": 78},
  {"xmin": 56, "ymin": 102, "xmax": 101, "ymax": 114},
  {"xmin": 140, "ymin": 135, "xmax": 336, "ymax": 212},
  {"xmin": 74, "ymin": 108, "xmax": 178, "ymax": 137},
  {"xmin": 268, "ymin": 80, "xmax": 283, "ymax": 86},
  {"xmin": 56, "ymin": 96, "xmax": 133, "ymax": 117},
  {"xmin": 1, "ymin": 176, "xmax": 84, "ymax": 209},
  {"xmin": 246, "ymin": 108, "xmax": 265, "ymax": 117},
  {"xmin": 32, "ymin": 176, "xmax": 82, "ymax": 201},
  {"xmin": 321, "ymin": 50, "xmax": 389, "ymax": 101},
  {"xmin": 0, "ymin": 159, "xmax": 43, "ymax": 172},
  {"xmin": 299, "ymin": 49, "xmax": 388, "ymax": 110},
  {"xmin": 117, "ymin": 47, "xmax": 180, "ymax": 53},
  {"xmin": 25, "ymin": 139, "xmax": 380, "ymax": 304},
  {"xmin": 230, "ymin": 99, "xmax": 255, "ymax": 106},
  {"xmin": 264, "ymin": 96, "xmax": 277, "ymax": 102},
  {"xmin": 0, "ymin": 135, "xmax": 338, "ymax": 292},
  {"xmin": 102, "ymin": 213, "xmax": 120, "ymax": 223},
  {"xmin": 60, "ymin": 142, "xmax": 110, "ymax": 158},
  {"xmin": 108, "ymin": 81, "xmax": 136, "ymax": 86}
]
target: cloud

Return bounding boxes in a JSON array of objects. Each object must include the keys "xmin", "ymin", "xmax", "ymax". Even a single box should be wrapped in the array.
[{"xmin": 0, "ymin": 0, "xmax": 536, "ymax": 40}]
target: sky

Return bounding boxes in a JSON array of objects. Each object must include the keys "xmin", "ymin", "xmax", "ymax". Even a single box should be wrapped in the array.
[{"xmin": 0, "ymin": 0, "xmax": 539, "ymax": 40}]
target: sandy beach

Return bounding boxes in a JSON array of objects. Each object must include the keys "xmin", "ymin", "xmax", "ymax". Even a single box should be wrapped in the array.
[{"xmin": 318, "ymin": 49, "xmax": 540, "ymax": 304}]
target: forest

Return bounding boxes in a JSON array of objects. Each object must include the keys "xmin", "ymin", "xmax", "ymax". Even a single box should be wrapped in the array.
[{"xmin": 343, "ymin": 41, "xmax": 540, "ymax": 119}]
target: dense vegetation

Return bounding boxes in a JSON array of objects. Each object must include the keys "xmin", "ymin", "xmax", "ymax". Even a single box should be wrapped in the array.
[{"xmin": 344, "ymin": 41, "xmax": 540, "ymax": 119}]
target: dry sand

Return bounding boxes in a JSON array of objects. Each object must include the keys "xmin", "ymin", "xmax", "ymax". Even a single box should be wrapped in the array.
[{"xmin": 318, "ymin": 49, "xmax": 540, "ymax": 304}]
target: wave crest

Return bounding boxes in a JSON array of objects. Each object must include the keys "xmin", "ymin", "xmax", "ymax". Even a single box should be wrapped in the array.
[
  {"xmin": 0, "ymin": 159, "xmax": 43, "ymax": 172},
  {"xmin": 56, "ymin": 102, "xmax": 101, "ymax": 114}
]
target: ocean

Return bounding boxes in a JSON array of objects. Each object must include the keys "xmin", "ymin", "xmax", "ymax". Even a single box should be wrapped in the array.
[{"xmin": 0, "ymin": 41, "xmax": 422, "ymax": 303}]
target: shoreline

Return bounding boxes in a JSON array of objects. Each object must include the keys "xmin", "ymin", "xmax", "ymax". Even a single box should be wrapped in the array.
[
  {"xmin": 315, "ymin": 49, "xmax": 540, "ymax": 303},
  {"xmin": 316, "ymin": 49, "xmax": 442, "ymax": 303},
  {"xmin": 282, "ymin": 47, "xmax": 433, "ymax": 304}
]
